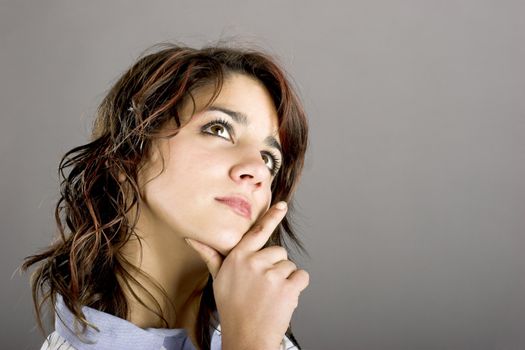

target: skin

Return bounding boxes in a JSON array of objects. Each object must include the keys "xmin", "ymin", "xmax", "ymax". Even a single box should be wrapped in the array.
[{"xmin": 121, "ymin": 73, "xmax": 297, "ymax": 346}]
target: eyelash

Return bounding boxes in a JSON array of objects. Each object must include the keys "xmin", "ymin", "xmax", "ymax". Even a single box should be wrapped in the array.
[
  {"xmin": 201, "ymin": 118, "xmax": 233, "ymax": 140},
  {"xmin": 201, "ymin": 118, "xmax": 282, "ymax": 176}
]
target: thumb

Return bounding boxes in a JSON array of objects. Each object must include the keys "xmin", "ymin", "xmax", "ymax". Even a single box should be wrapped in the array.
[{"xmin": 185, "ymin": 238, "xmax": 223, "ymax": 279}]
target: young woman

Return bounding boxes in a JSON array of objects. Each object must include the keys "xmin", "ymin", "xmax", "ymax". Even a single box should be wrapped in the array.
[{"xmin": 24, "ymin": 43, "xmax": 309, "ymax": 350}]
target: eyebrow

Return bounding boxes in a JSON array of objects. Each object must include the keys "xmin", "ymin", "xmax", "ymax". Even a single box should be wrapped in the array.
[{"xmin": 205, "ymin": 106, "xmax": 283, "ymax": 156}]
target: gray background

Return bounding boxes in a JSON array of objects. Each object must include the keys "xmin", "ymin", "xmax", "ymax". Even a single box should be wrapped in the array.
[{"xmin": 1, "ymin": 1, "xmax": 524, "ymax": 349}]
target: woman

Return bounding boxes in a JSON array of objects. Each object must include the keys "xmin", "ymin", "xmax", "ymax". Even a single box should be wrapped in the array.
[{"xmin": 24, "ymin": 43, "xmax": 309, "ymax": 350}]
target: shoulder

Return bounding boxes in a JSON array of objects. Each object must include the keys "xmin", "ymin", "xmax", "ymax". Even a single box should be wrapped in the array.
[{"xmin": 40, "ymin": 332, "xmax": 76, "ymax": 350}]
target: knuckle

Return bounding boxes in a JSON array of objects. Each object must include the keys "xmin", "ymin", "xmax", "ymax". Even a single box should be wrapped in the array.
[
  {"xmin": 264, "ymin": 269, "xmax": 281, "ymax": 284},
  {"xmin": 250, "ymin": 224, "xmax": 264, "ymax": 235},
  {"xmin": 277, "ymin": 246, "xmax": 288, "ymax": 256},
  {"xmin": 299, "ymin": 268, "xmax": 309, "ymax": 278},
  {"xmin": 299, "ymin": 270, "xmax": 310, "ymax": 288},
  {"xmin": 287, "ymin": 269, "xmax": 309, "ymax": 291},
  {"xmin": 272, "ymin": 246, "xmax": 288, "ymax": 259},
  {"xmin": 248, "ymin": 252, "xmax": 268, "ymax": 270},
  {"xmin": 299, "ymin": 269, "xmax": 310, "ymax": 284},
  {"xmin": 279, "ymin": 259, "xmax": 295, "ymax": 270}
]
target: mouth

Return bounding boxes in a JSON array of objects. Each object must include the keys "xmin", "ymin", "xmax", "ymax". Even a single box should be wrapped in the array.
[{"xmin": 214, "ymin": 196, "xmax": 252, "ymax": 219}]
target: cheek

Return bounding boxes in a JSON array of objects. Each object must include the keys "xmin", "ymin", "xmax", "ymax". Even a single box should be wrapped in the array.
[
  {"xmin": 250, "ymin": 192, "xmax": 272, "ymax": 225},
  {"xmin": 137, "ymin": 139, "xmax": 202, "ymax": 213},
  {"xmin": 137, "ymin": 135, "xmax": 275, "ymax": 252}
]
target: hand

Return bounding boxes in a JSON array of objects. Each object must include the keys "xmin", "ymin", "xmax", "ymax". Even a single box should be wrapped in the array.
[{"xmin": 185, "ymin": 201, "xmax": 309, "ymax": 350}]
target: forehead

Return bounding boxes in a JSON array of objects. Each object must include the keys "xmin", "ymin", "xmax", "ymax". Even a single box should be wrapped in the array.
[{"xmin": 180, "ymin": 74, "xmax": 280, "ymax": 139}]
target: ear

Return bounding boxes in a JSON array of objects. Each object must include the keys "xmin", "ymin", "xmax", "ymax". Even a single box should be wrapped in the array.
[
  {"xmin": 105, "ymin": 160, "xmax": 127, "ymax": 183},
  {"xmin": 117, "ymin": 171, "xmax": 127, "ymax": 183}
]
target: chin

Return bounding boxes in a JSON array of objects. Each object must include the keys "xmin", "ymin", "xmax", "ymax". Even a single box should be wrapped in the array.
[
  {"xmin": 190, "ymin": 209, "xmax": 254, "ymax": 255},
  {"xmin": 216, "ymin": 234, "xmax": 244, "ymax": 256},
  {"xmin": 208, "ymin": 226, "xmax": 247, "ymax": 256}
]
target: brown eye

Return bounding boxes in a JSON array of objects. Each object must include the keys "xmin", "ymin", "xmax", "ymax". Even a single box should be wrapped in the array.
[
  {"xmin": 261, "ymin": 153, "xmax": 274, "ymax": 170},
  {"xmin": 261, "ymin": 152, "xmax": 281, "ymax": 177},
  {"xmin": 210, "ymin": 125, "xmax": 227, "ymax": 137},
  {"xmin": 202, "ymin": 120, "xmax": 232, "ymax": 140}
]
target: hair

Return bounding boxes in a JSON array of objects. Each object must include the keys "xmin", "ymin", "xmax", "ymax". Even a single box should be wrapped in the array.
[{"xmin": 23, "ymin": 43, "xmax": 308, "ymax": 350}]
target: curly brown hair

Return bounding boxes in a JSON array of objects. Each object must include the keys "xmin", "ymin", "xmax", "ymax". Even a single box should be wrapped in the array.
[{"xmin": 23, "ymin": 43, "xmax": 309, "ymax": 350}]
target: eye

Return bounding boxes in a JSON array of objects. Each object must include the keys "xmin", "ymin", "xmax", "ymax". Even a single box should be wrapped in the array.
[
  {"xmin": 261, "ymin": 151, "xmax": 281, "ymax": 176},
  {"xmin": 201, "ymin": 119, "xmax": 233, "ymax": 141}
]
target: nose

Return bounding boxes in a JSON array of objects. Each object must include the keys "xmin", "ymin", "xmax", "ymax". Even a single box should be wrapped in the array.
[{"xmin": 229, "ymin": 149, "xmax": 271, "ymax": 190}]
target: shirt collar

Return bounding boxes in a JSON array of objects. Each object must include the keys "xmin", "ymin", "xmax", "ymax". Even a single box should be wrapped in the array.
[{"xmin": 55, "ymin": 295, "xmax": 221, "ymax": 350}]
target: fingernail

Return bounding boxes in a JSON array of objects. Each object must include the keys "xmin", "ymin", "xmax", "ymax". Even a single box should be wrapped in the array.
[{"xmin": 275, "ymin": 201, "xmax": 287, "ymax": 210}]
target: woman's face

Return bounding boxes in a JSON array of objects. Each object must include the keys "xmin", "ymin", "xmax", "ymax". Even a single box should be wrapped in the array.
[{"xmin": 137, "ymin": 73, "xmax": 282, "ymax": 255}]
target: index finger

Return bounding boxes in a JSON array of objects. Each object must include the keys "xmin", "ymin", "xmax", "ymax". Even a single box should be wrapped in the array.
[{"xmin": 234, "ymin": 201, "xmax": 288, "ymax": 253}]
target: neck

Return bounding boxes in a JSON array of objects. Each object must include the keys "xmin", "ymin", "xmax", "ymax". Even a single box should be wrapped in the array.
[{"xmin": 119, "ymin": 207, "xmax": 210, "ymax": 336}]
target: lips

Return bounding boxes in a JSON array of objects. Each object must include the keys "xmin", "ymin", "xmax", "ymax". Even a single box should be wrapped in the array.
[{"xmin": 215, "ymin": 196, "xmax": 252, "ymax": 219}]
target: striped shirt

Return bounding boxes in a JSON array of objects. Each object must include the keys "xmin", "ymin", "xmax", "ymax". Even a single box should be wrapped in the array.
[{"xmin": 40, "ymin": 295, "xmax": 298, "ymax": 350}]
